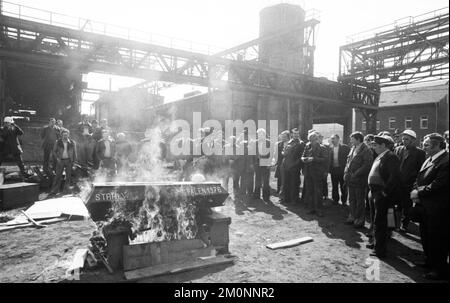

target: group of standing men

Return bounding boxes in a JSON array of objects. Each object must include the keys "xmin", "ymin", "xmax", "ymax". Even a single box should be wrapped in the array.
[
  {"xmin": 337, "ymin": 129, "xmax": 448, "ymax": 280},
  {"xmin": 40, "ymin": 116, "xmax": 132, "ymax": 194},
  {"xmin": 273, "ymin": 126, "xmax": 448, "ymax": 280}
]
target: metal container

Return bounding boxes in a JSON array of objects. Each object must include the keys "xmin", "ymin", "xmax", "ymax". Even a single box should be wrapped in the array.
[{"xmin": 85, "ymin": 181, "xmax": 229, "ymax": 221}]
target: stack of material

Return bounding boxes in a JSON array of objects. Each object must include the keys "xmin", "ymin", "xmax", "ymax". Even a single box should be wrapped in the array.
[{"xmin": 0, "ymin": 196, "xmax": 90, "ymax": 232}]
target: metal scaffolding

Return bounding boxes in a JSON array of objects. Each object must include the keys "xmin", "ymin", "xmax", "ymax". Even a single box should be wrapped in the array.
[
  {"xmin": 0, "ymin": 4, "xmax": 379, "ymax": 111},
  {"xmin": 339, "ymin": 7, "xmax": 449, "ymax": 87}
]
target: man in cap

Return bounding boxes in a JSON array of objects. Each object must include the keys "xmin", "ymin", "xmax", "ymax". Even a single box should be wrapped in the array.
[
  {"xmin": 394, "ymin": 129, "xmax": 426, "ymax": 232},
  {"xmin": 344, "ymin": 132, "xmax": 373, "ymax": 228},
  {"xmin": 366, "ymin": 135, "xmax": 401, "ymax": 258},
  {"xmin": 410, "ymin": 133, "xmax": 449, "ymax": 280},
  {"xmin": 0, "ymin": 117, "xmax": 29, "ymax": 179},
  {"xmin": 281, "ymin": 128, "xmax": 305, "ymax": 204},
  {"xmin": 302, "ymin": 131, "xmax": 327, "ymax": 215}
]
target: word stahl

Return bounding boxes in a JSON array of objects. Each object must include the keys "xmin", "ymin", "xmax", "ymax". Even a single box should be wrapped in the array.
[{"xmin": 94, "ymin": 185, "xmax": 225, "ymax": 202}]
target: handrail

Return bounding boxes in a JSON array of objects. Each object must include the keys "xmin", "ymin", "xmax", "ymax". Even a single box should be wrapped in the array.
[
  {"xmin": 345, "ymin": 6, "xmax": 449, "ymax": 44},
  {"xmin": 0, "ymin": 0, "xmax": 227, "ymax": 55}
]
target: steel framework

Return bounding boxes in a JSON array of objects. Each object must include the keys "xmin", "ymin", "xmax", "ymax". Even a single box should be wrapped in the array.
[
  {"xmin": 0, "ymin": 2, "xmax": 379, "ymax": 112},
  {"xmin": 339, "ymin": 7, "xmax": 449, "ymax": 87}
]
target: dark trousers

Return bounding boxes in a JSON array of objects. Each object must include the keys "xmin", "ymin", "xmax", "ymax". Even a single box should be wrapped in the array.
[
  {"xmin": 0, "ymin": 154, "xmax": 27, "ymax": 176},
  {"xmin": 100, "ymin": 158, "xmax": 116, "ymax": 178},
  {"xmin": 412, "ymin": 205, "xmax": 449, "ymax": 275},
  {"xmin": 51, "ymin": 158, "xmax": 72, "ymax": 193},
  {"xmin": 398, "ymin": 185, "xmax": 413, "ymax": 227},
  {"xmin": 43, "ymin": 144, "xmax": 54, "ymax": 174},
  {"xmin": 277, "ymin": 177, "xmax": 282, "ymax": 194},
  {"xmin": 370, "ymin": 189, "xmax": 390, "ymax": 255},
  {"xmin": 322, "ymin": 177, "xmax": 328, "ymax": 198},
  {"xmin": 239, "ymin": 171, "xmax": 254, "ymax": 195},
  {"xmin": 254, "ymin": 165, "xmax": 270, "ymax": 199},
  {"xmin": 349, "ymin": 186, "xmax": 366, "ymax": 223},
  {"xmin": 304, "ymin": 175, "xmax": 322, "ymax": 210},
  {"xmin": 281, "ymin": 168, "xmax": 300, "ymax": 203},
  {"xmin": 77, "ymin": 136, "xmax": 93, "ymax": 167},
  {"xmin": 232, "ymin": 169, "xmax": 241, "ymax": 193},
  {"xmin": 331, "ymin": 167, "xmax": 347, "ymax": 204}
]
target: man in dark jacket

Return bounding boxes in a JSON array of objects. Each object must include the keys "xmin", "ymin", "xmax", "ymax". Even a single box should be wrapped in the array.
[
  {"xmin": 96, "ymin": 129, "xmax": 116, "ymax": 177},
  {"xmin": 76, "ymin": 115, "xmax": 93, "ymax": 167},
  {"xmin": 329, "ymin": 134, "xmax": 351, "ymax": 205},
  {"xmin": 275, "ymin": 130, "xmax": 290, "ymax": 196},
  {"xmin": 281, "ymin": 128, "xmax": 305, "ymax": 204},
  {"xmin": 92, "ymin": 119, "xmax": 110, "ymax": 169},
  {"xmin": 394, "ymin": 129, "xmax": 426, "ymax": 232},
  {"xmin": 50, "ymin": 129, "xmax": 77, "ymax": 194},
  {"xmin": 367, "ymin": 135, "xmax": 401, "ymax": 258},
  {"xmin": 115, "ymin": 132, "xmax": 133, "ymax": 172},
  {"xmin": 253, "ymin": 128, "xmax": 272, "ymax": 201},
  {"xmin": 344, "ymin": 132, "xmax": 373, "ymax": 228},
  {"xmin": 41, "ymin": 117, "xmax": 60, "ymax": 174},
  {"xmin": 0, "ymin": 117, "xmax": 28, "ymax": 179},
  {"xmin": 410, "ymin": 133, "xmax": 449, "ymax": 280},
  {"xmin": 302, "ymin": 131, "xmax": 327, "ymax": 216}
]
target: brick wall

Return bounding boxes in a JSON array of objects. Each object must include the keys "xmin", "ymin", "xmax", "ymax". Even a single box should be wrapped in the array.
[{"xmin": 354, "ymin": 99, "xmax": 448, "ymax": 140}]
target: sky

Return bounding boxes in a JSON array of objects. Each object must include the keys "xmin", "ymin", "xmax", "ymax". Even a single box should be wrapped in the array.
[{"xmin": 3, "ymin": 0, "xmax": 449, "ymax": 112}]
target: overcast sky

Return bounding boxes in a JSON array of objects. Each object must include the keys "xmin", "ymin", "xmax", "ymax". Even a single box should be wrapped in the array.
[{"xmin": 3, "ymin": 0, "xmax": 448, "ymax": 110}]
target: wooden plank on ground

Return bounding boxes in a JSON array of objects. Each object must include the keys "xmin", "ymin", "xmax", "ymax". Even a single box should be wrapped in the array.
[
  {"xmin": 124, "ymin": 255, "xmax": 235, "ymax": 281},
  {"xmin": 0, "ymin": 217, "xmax": 67, "ymax": 232},
  {"xmin": 266, "ymin": 236, "xmax": 313, "ymax": 250}
]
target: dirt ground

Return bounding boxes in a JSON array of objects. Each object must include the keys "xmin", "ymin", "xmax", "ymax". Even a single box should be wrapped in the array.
[{"xmin": 0, "ymin": 173, "xmax": 441, "ymax": 283}]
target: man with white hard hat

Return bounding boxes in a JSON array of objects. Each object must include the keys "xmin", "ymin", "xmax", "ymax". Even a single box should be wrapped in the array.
[
  {"xmin": 394, "ymin": 129, "xmax": 426, "ymax": 232},
  {"xmin": 0, "ymin": 117, "xmax": 29, "ymax": 179}
]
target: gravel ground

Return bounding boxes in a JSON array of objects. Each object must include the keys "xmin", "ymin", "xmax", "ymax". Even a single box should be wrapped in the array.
[{"xmin": 0, "ymin": 173, "xmax": 442, "ymax": 283}]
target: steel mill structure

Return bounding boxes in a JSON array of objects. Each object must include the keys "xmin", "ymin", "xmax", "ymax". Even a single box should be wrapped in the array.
[{"xmin": 1, "ymin": 1, "xmax": 380, "ymax": 140}]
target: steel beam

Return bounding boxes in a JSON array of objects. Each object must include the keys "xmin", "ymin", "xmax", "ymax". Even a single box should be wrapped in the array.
[{"xmin": 0, "ymin": 14, "xmax": 378, "ymax": 109}]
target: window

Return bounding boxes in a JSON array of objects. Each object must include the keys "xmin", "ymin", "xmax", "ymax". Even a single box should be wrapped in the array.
[
  {"xmin": 389, "ymin": 117, "xmax": 396, "ymax": 130},
  {"xmin": 420, "ymin": 116, "xmax": 428, "ymax": 129},
  {"xmin": 405, "ymin": 117, "xmax": 413, "ymax": 129},
  {"xmin": 362, "ymin": 119, "xmax": 366, "ymax": 131},
  {"xmin": 376, "ymin": 120, "xmax": 380, "ymax": 131}
]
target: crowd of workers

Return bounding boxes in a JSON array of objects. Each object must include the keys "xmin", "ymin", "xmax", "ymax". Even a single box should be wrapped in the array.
[
  {"xmin": 172, "ymin": 126, "xmax": 449, "ymax": 280},
  {"xmin": 1, "ymin": 114, "xmax": 448, "ymax": 280}
]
